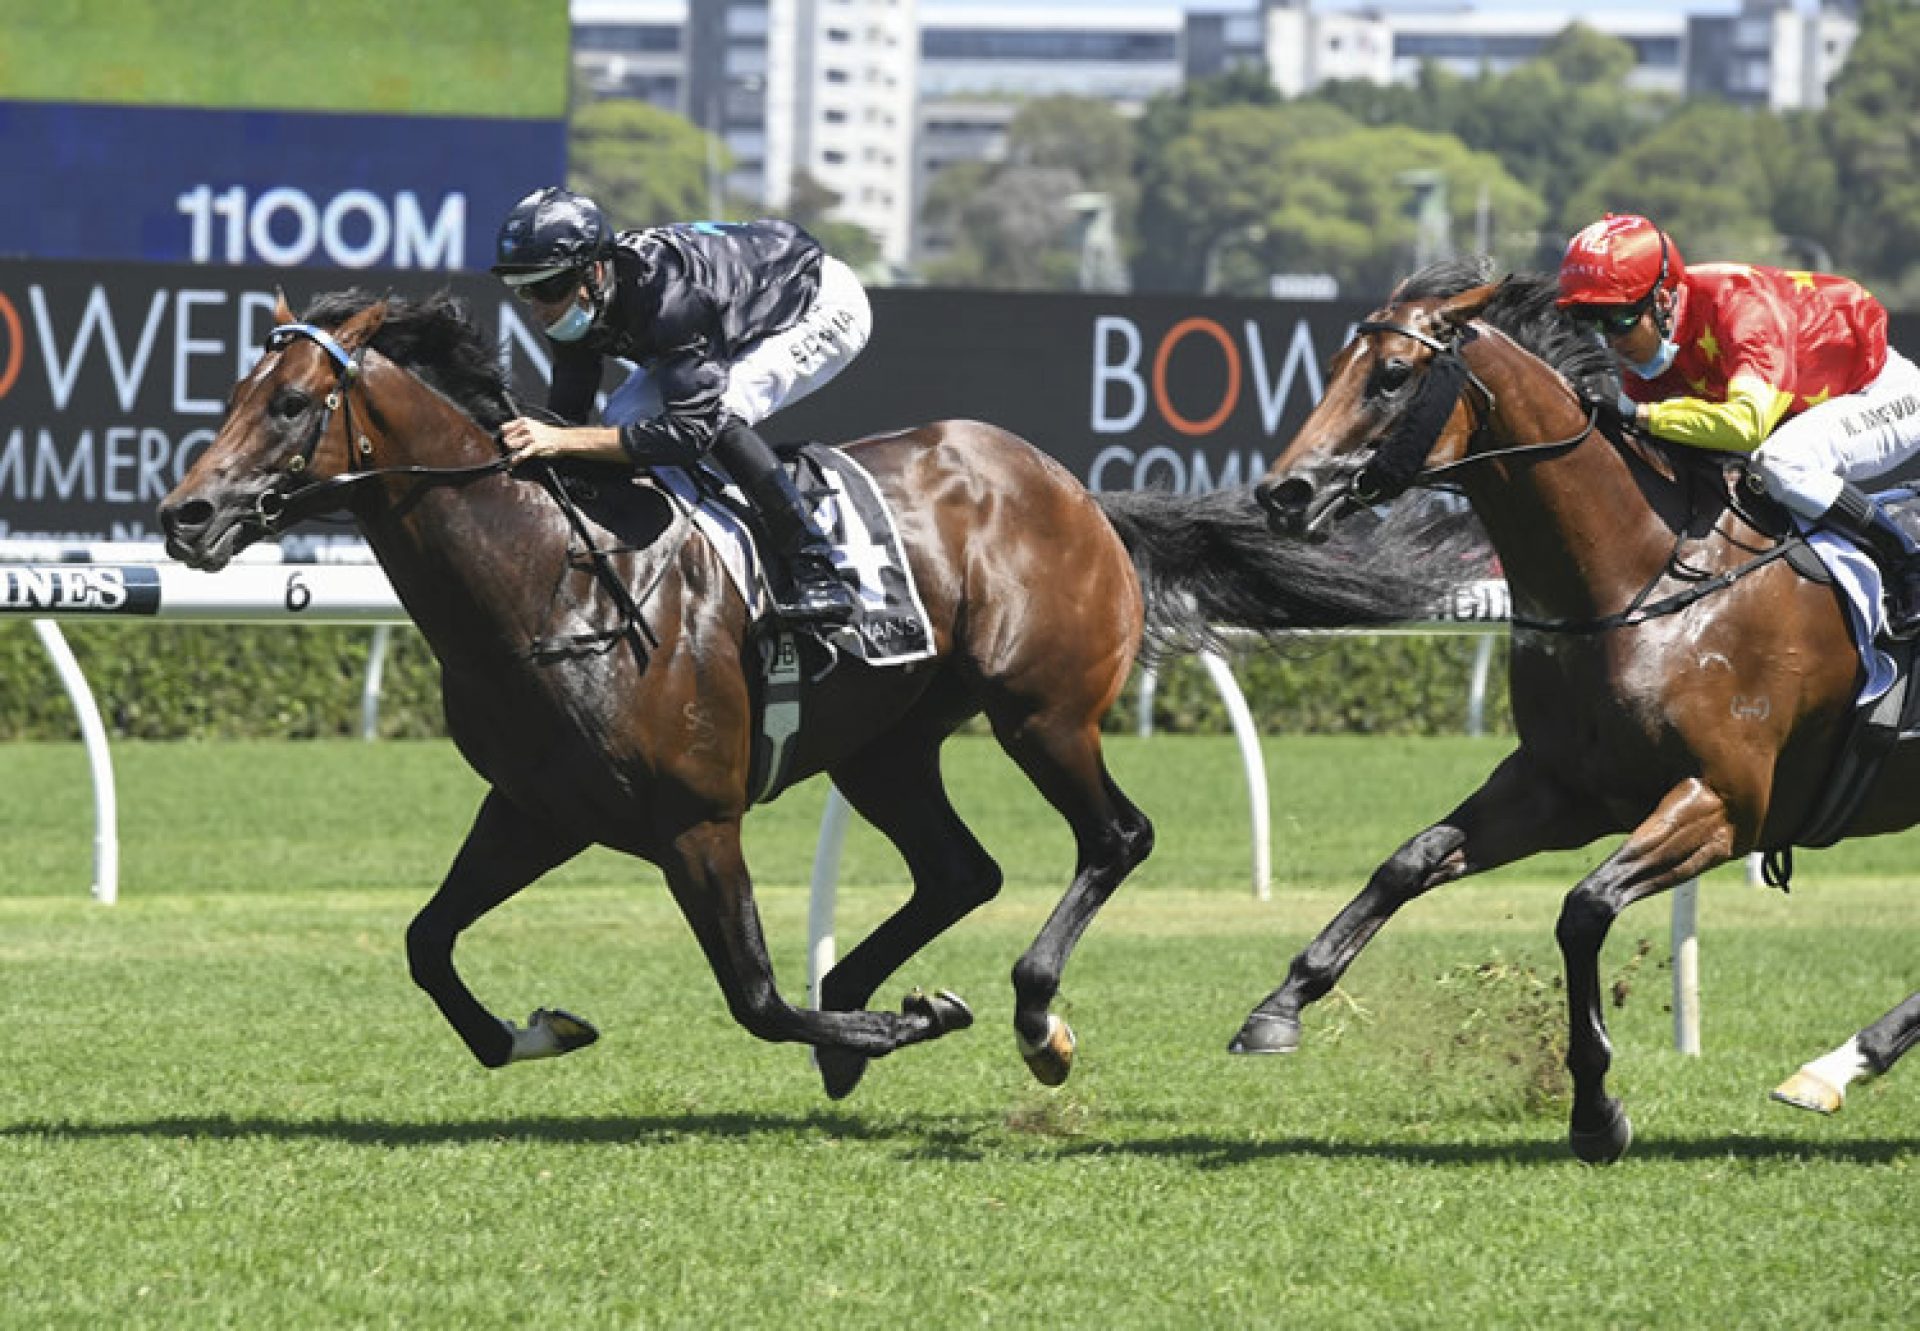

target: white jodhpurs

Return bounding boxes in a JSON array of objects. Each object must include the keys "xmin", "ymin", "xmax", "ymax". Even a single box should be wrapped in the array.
[
  {"xmin": 602, "ymin": 256, "xmax": 873, "ymax": 429},
  {"xmin": 1749, "ymin": 349, "xmax": 1920, "ymax": 521}
]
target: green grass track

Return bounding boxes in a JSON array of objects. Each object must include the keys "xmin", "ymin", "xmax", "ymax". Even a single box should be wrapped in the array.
[{"xmin": 0, "ymin": 737, "xmax": 1913, "ymax": 1327}]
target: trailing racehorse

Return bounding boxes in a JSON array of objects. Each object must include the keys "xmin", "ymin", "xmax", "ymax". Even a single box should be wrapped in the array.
[
  {"xmin": 160, "ymin": 290, "xmax": 1451, "ymax": 1098},
  {"xmin": 1248, "ymin": 258, "xmax": 1918, "ymax": 1161}
]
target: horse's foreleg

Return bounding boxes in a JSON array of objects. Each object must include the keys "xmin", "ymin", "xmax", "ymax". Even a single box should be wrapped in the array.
[
  {"xmin": 1774, "ymin": 990, "xmax": 1920, "ymax": 1114},
  {"xmin": 1556, "ymin": 777, "xmax": 1737, "ymax": 1163},
  {"xmin": 405, "ymin": 790, "xmax": 588, "ymax": 1068},
  {"xmin": 664, "ymin": 820, "xmax": 967, "ymax": 1059},
  {"xmin": 1232, "ymin": 748, "xmax": 1601, "ymax": 1056}
]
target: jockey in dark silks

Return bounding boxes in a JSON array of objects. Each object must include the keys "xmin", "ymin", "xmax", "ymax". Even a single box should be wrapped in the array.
[{"xmin": 492, "ymin": 185, "xmax": 867, "ymax": 627}]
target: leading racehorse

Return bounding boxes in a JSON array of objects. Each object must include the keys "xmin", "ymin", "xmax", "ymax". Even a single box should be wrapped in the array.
[
  {"xmin": 1246, "ymin": 257, "xmax": 1917, "ymax": 1161},
  {"xmin": 160, "ymin": 289, "xmax": 1452, "ymax": 1099}
]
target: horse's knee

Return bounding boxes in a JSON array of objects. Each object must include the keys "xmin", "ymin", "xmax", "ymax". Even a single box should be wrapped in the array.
[
  {"xmin": 405, "ymin": 912, "xmax": 455, "ymax": 990},
  {"xmin": 1555, "ymin": 887, "xmax": 1614, "ymax": 954}
]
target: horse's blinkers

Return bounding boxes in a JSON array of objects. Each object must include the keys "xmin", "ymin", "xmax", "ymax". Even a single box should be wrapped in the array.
[{"xmin": 1350, "ymin": 322, "xmax": 1478, "ymax": 506}]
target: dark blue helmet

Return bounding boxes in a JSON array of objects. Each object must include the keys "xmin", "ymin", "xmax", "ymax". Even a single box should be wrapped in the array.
[{"xmin": 491, "ymin": 187, "xmax": 614, "ymax": 281}]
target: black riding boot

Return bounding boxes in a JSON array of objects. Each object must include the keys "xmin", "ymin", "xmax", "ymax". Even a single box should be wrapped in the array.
[
  {"xmin": 1825, "ymin": 482, "xmax": 1920, "ymax": 638},
  {"xmin": 710, "ymin": 418, "xmax": 857, "ymax": 627}
]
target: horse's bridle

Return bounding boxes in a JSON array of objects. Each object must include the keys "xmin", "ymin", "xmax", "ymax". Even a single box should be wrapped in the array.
[
  {"xmin": 1344, "ymin": 316, "xmax": 1597, "ymax": 506},
  {"xmin": 251, "ymin": 322, "xmax": 509, "ymax": 533},
  {"xmin": 1351, "ymin": 315, "xmax": 1802, "ymax": 636}
]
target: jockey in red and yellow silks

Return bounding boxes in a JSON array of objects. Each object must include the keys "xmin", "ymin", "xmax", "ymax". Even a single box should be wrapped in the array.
[
  {"xmin": 1558, "ymin": 213, "xmax": 1920, "ymax": 637},
  {"xmin": 1625, "ymin": 264, "xmax": 1888, "ymax": 453}
]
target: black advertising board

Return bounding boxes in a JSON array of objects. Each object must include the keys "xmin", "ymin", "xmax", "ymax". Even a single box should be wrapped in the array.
[{"xmin": 4, "ymin": 258, "xmax": 1916, "ymax": 544}]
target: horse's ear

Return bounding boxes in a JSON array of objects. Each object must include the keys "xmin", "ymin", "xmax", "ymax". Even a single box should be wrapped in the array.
[
  {"xmin": 335, "ymin": 299, "xmax": 389, "ymax": 351},
  {"xmin": 1437, "ymin": 281, "xmax": 1501, "ymax": 330},
  {"xmin": 273, "ymin": 289, "xmax": 296, "ymax": 325}
]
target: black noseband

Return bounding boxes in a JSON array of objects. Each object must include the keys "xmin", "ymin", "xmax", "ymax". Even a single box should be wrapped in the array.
[{"xmin": 1350, "ymin": 321, "xmax": 1476, "ymax": 504}]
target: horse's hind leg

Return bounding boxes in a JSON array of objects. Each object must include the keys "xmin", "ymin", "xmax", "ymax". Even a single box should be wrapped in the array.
[
  {"xmin": 1774, "ymin": 990, "xmax": 1920, "ymax": 1114},
  {"xmin": 406, "ymin": 790, "xmax": 590, "ymax": 1068},
  {"xmin": 812, "ymin": 727, "xmax": 1003, "ymax": 1097},
  {"xmin": 661, "ymin": 819, "xmax": 972, "ymax": 1060},
  {"xmin": 994, "ymin": 711, "xmax": 1154, "ymax": 1086},
  {"xmin": 1557, "ymin": 777, "xmax": 1737, "ymax": 1163}
]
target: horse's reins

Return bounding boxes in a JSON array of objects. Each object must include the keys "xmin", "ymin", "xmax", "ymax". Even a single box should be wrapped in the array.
[
  {"xmin": 257, "ymin": 322, "xmax": 676, "ymax": 660},
  {"xmin": 1350, "ymin": 315, "xmax": 1797, "ymax": 634}
]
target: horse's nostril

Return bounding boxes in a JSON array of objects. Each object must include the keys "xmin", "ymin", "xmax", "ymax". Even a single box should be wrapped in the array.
[
  {"xmin": 164, "ymin": 499, "xmax": 213, "ymax": 534},
  {"xmin": 1262, "ymin": 477, "xmax": 1315, "ymax": 514}
]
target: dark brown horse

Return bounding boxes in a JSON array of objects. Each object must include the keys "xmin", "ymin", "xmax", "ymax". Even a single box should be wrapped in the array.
[
  {"xmin": 1247, "ymin": 258, "xmax": 1917, "ymax": 1161},
  {"xmin": 160, "ymin": 290, "xmax": 1447, "ymax": 1098}
]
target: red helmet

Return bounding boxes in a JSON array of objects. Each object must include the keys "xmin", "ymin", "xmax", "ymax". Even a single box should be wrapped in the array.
[{"xmin": 1557, "ymin": 214, "xmax": 1684, "ymax": 309}]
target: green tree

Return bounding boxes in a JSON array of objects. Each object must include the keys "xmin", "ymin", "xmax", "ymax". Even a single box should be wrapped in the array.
[
  {"xmin": 919, "ymin": 96, "xmax": 1137, "ymax": 290},
  {"xmin": 1134, "ymin": 99, "xmax": 1542, "ymax": 297},
  {"xmin": 568, "ymin": 98, "xmax": 720, "ymax": 226},
  {"xmin": 1564, "ymin": 100, "xmax": 1790, "ymax": 267},
  {"xmin": 1133, "ymin": 68, "xmax": 1288, "ymax": 290},
  {"xmin": 1824, "ymin": 0, "xmax": 1920, "ymax": 300},
  {"xmin": 1135, "ymin": 100, "xmax": 1359, "ymax": 291},
  {"xmin": 785, "ymin": 171, "xmax": 882, "ymax": 271},
  {"xmin": 1315, "ymin": 25, "xmax": 1666, "ymax": 242},
  {"xmin": 1267, "ymin": 126, "xmax": 1546, "ymax": 295}
]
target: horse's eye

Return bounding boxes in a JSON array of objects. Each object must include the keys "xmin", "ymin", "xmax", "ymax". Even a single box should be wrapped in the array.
[
  {"xmin": 273, "ymin": 388, "xmax": 313, "ymax": 421},
  {"xmin": 1375, "ymin": 360, "xmax": 1414, "ymax": 396}
]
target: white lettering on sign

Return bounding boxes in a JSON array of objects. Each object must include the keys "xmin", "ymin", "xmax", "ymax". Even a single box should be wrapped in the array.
[
  {"xmin": 1, "ymin": 566, "xmax": 130, "ymax": 611},
  {"xmin": 1089, "ymin": 313, "xmax": 1333, "ymax": 440},
  {"xmin": 1088, "ymin": 445, "xmax": 1270, "ymax": 495},
  {"xmin": 175, "ymin": 184, "xmax": 465, "ymax": 268},
  {"xmin": 0, "ymin": 425, "xmax": 214, "ymax": 504}
]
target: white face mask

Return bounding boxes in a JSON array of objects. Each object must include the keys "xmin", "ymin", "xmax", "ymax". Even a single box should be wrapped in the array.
[
  {"xmin": 545, "ymin": 301, "xmax": 594, "ymax": 343},
  {"xmin": 1628, "ymin": 337, "xmax": 1678, "ymax": 380}
]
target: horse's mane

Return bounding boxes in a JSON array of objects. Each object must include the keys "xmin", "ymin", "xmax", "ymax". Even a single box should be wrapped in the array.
[
  {"xmin": 300, "ymin": 289, "xmax": 517, "ymax": 430},
  {"xmin": 1393, "ymin": 256, "xmax": 1622, "ymax": 406}
]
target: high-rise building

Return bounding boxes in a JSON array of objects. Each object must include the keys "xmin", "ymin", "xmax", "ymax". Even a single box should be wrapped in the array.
[{"xmin": 572, "ymin": 0, "xmax": 689, "ymax": 113}]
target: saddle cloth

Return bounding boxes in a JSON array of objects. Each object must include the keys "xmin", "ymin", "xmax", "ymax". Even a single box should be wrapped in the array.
[
  {"xmin": 1776, "ymin": 487, "xmax": 1920, "ymax": 852},
  {"xmin": 1802, "ymin": 528, "xmax": 1896, "ymax": 707},
  {"xmin": 651, "ymin": 443, "xmax": 936, "ymax": 667}
]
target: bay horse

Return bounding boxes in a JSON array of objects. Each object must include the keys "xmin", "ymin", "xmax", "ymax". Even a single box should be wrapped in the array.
[
  {"xmin": 1247, "ymin": 257, "xmax": 1917, "ymax": 1161},
  {"xmin": 159, "ymin": 289, "xmax": 1449, "ymax": 1099}
]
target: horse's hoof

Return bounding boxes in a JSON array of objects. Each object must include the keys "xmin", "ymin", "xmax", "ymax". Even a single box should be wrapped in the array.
[
  {"xmin": 531, "ymin": 1007, "xmax": 599, "ymax": 1053},
  {"xmin": 1017, "ymin": 1013, "xmax": 1076, "ymax": 1087},
  {"xmin": 815, "ymin": 1047, "xmax": 869, "ymax": 1101},
  {"xmin": 903, "ymin": 987, "xmax": 975, "ymax": 1036},
  {"xmin": 1569, "ymin": 1098, "xmax": 1633, "ymax": 1164},
  {"xmin": 1228, "ymin": 1012, "xmax": 1301, "ymax": 1055},
  {"xmin": 1771, "ymin": 1068, "xmax": 1844, "ymax": 1115},
  {"xmin": 506, "ymin": 1008, "xmax": 600, "ymax": 1063}
]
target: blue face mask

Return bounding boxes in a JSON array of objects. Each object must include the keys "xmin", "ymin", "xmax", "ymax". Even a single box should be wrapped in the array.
[
  {"xmin": 545, "ymin": 301, "xmax": 594, "ymax": 343},
  {"xmin": 1628, "ymin": 337, "xmax": 1678, "ymax": 380}
]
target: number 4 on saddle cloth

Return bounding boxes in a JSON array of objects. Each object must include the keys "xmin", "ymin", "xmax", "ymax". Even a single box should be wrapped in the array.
[{"xmin": 653, "ymin": 443, "xmax": 938, "ymax": 804}]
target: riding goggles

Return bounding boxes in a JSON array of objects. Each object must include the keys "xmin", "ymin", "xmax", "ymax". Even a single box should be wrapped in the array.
[
  {"xmin": 1569, "ymin": 302, "xmax": 1648, "ymax": 338},
  {"xmin": 504, "ymin": 267, "xmax": 586, "ymax": 305}
]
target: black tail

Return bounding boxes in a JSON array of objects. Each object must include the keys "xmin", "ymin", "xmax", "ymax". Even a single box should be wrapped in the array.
[{"xmin": 1095, "ymin": 487, "xmax": 1483, "ymax": 657}]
